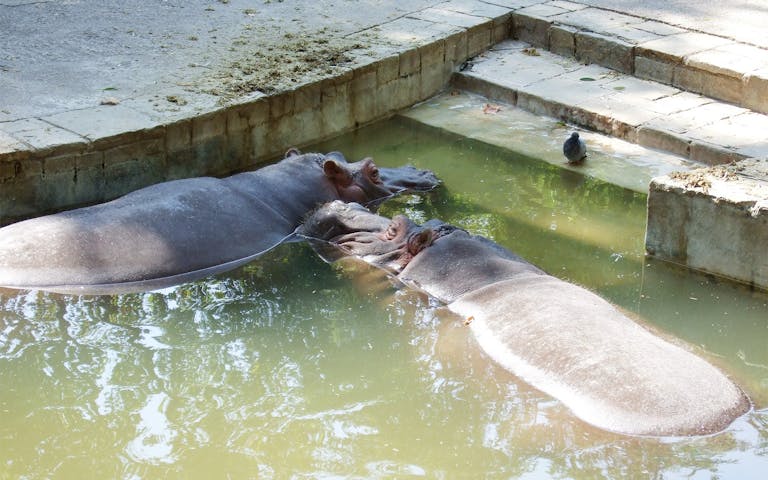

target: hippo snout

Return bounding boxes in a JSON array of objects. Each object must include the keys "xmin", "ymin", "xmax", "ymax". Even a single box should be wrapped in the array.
[{"xmin": 379, "ymin": 165, "xmax": 440, "ymax": 192}]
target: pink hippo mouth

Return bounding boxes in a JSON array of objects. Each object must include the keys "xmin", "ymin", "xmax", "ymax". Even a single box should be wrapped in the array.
[{"xmin": 300, "ymin": 202, "xmax": 461, "ymax": 273}]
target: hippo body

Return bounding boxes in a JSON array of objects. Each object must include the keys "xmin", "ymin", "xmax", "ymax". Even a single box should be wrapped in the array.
[
  {"xmin": 300, "ymin": 201, "xmax": 750, "ymax": 437},
  {"xmin": 0, "ymin": 151, "xmax": 438, "ymax": 295}
]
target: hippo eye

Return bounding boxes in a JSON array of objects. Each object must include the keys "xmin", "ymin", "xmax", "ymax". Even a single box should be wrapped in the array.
[{"xmin": 369, "ymin": 166, "xmax": 381, "ymax": 183}]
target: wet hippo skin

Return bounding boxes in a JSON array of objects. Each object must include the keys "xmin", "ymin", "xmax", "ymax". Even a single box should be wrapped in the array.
[
  {"xmin": 0, "ymin": 150, "xmax": 438, "ymax": 295},
  {"xmin": 300, "ymin": 201, "xmax": 751, "ymax": 437}
]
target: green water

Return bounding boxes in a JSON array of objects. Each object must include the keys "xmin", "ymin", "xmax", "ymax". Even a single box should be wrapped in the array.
[{"xmin": 1, "ymin": 117, "xmax": 766, "ymax": 479}]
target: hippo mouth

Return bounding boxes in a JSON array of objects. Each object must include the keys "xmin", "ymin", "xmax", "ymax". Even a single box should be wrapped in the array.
[{"xmin": 300, "ymin": 201, "xmax": 457, "ymax": 272}]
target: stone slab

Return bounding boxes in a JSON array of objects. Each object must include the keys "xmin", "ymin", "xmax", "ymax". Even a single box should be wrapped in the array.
[
  {"xmin": 41, "ymin": 105, "xmax": 161, "ymax": 147},
  {"xmin": 0, "ymin": 118, "xmax": 87, "ymax": 153},
  {"xmin": 637, "ymin": 32, "xmax": 734, "ymax": 63}
]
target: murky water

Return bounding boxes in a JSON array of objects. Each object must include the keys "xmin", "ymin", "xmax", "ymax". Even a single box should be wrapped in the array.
[{"xmin": 1, "ymin": 117, "xmax": 766, "ymax": 479}]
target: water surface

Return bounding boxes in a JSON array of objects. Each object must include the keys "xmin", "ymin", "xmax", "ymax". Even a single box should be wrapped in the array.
[{"xmin": 1, "ymin": 117, "xmax": 766, "ymax": 478}]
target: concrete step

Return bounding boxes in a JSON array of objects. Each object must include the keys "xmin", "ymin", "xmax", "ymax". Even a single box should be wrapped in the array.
[
  {"xmin": 454, "ymin": 39, "xmax": 768, "ymax": 166},
  {"xmin": 509, "ymin": 1, "xmax": 768, "ymax": 115},
  {"xmin": 401, "ymin": 90, "xmax": 697, "ymax": 194}
]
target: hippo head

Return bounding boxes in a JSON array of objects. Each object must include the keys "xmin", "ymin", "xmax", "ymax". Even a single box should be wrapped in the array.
[
  {"xmin": 300, "ymin": 201, "xmax": 453, "ymax": 272},
  {"xmin": 290, "ymin": 149, "xmax": 439, "ymax": 208}
]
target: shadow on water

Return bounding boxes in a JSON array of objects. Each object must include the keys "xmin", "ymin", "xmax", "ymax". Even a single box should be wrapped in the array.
[{"xmin": 0, "ymin": 116, "xmax": 767, "ymax": 478}]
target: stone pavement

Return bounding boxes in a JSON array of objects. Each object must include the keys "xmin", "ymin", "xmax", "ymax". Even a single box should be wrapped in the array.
[{"xmin": 1, "ymin": 0, "xmax": 768, "ymax": 222}]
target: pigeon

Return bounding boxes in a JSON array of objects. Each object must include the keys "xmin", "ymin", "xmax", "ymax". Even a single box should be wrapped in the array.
[{"xmin": 563, "ymin": 132, "xmax": 587, "ymax": 164}]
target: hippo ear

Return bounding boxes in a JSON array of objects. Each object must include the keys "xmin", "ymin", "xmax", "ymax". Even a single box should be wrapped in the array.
[
  {"xmin": 323, "ymin": 159, "xmax": 353, "ymax": 187},
  {"xmin": 285, "ymin": 147, "xmax": 301, "ymax": 158},
  {"xmin": 408, "ymin": 229, "xmax": 433, "ymax": 256}
]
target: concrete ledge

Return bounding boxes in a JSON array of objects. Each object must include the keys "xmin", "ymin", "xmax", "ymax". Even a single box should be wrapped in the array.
[{"xmin": 646, "ymin": 159, "xmax": 768, "ymax": 290}]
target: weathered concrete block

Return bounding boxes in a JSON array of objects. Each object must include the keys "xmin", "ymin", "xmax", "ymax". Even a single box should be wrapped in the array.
[
  {"xmin": 637, "ymin": 126, "xmax": 691, "ymax": 158},
  {"xmin": 0, "ymin": 118, "xmax": 87, "ymax": 156},
  {"xmin": 444, "ymin": 30, "xmax": 469, "ymax": 68},
  {"xmin": 320, "ymin": 80, "xmax": 353, "ymax": 138},
  {"xmin": 674, "ymin": 66, "xmax": 743, "ymax": 104},
  {"xmin": 294, "ymin": 80, "xmax": 323, "ymax": 111},
  {"xmin": 689, "ymin": 141, "xmax": 747, "ymax": 166},
  {"xmin": 637, "ymin": 32, "xmax": 733, "ymax": 64},
  {"xmin": 467, "ymin": 22, "xmax": 494, "ymax": 57},
  {"xmin": 575, "ymin": 31, "xmax": 634, "ymax": 74},
  {"xmin": 549, "ymin": 25, "xmax": 577, "ymax": 57},
  {"xmin": 351, "ymin": 84, "xmax": 378, "ymax": 127},
  {"xmin": 249, "ymin": 124, "xmax": 270, "ymax": 165},
  {"xmin": 399, "ymin": 48, "xmax": 421, "ymax": 77},
  {"xmin": 646, "ymin": 162, "xmax": 768, "ymax": 290},
  {"xmin": 191, "ymin": 110, "xmax": 226, "ymax": 143},
  {"xmin": 686, "ymin": 43, "xmax": 768, "ymax": 79},
  {"xmin": 270, "ymin": 108, "xmax": 324, "ymax": 155},
  {"xmin": 269, "ymin": 91, "xmax": 295, "ymax": 119},
  {"xmin": 42, "ymin": 105, "xmax": 161, "ymax": 149},
  {"xmin": 512, "ymin": 12, "xmax": 551, "ymax": 48},
  {"xmin": 243, "ymin": 97, "xmax": 270, "ymax": 128},
  {"xmin": 419, "ymin": 41, "xmax": 448, "ymax": 100},
  {"xmin": 391, "ymin": 74, "xmax": 422, "ymax": 111},
  {"xmin": 493, "ymin": 15, "xmax": 512, "ymax": 43},
  {"xmin": 226, "ymin": 107, "xmax": 252, "ymax": 169},
  {"xmin": 634, "ymin": 56, "xmax": 675, "ymax": 84},
  {"xmin": 103, "ymin": 139, "xmax": 166, "ymax": 198},
  {"xmin": 743, "ymin": 69, "xmax": 768, "ymax": 115},
  {"xmin": 377, "ymin": 54, "xmax": 400, "ymax": 85},
  {"xmin": 165, "ymin": 119, "xmax": 192, "ymax": 155},
  {"xmin": 351, "ymin": 64, "xmax": 378, "ymax": 95},
  {"xmin": 74, "ymin": 151, "xmax": 106, "ymax": 205},
  {"xmin": 39, "ymin": 155, "xmax": 78, "ymax": 210},
  {"xmin": 0, "ymin": 176, "xmax": 40, "ymax": 224}
]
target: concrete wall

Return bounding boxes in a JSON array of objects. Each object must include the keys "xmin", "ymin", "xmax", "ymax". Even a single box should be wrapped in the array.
[{"xmin": 646, "ymin": 160, "xmax": 768, "ymax": 290}]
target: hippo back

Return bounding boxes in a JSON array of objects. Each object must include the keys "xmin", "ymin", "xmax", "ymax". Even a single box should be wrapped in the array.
[{"xmin": 449, "ymin": 275, "xmax": 750, "ymax": 436}]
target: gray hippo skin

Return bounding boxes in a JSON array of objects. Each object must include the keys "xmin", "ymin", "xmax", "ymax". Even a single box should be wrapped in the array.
[
  {"xmin": 300, "ymin": 201, "xmax": 750, "ymax": 437},
  {"xmin": 0, "ymin": 150, "xmax": 438, "ymax": 295}
]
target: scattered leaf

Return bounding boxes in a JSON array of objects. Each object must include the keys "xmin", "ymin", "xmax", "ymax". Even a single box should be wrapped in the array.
[
  {"xmin": 482, "ymin": 103, "xmax": 501, "ymax": 114},
  {"xmin": 463, "ymin": 316, "xmax": 474, "ymax": 326},
  {"xmin": 102, "ymin": 87, "xmax": 118, "ymax": 91},
  {"xmin": 613, "ymin": 86, "xmax": 626, "ymax": 91},
  {"xmin": 522, "ymin": 47, "xmax": 540, "ymax": 56},
  {"xmin": 579, "ymin": 77, "xmax": 595, "ymax": 81},
  {"xmin": 166, "ymin": 95, "xmax": 188, "ymax": 105}
]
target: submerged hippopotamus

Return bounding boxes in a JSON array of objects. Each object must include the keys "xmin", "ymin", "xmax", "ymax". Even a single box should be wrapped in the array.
[
  {"xmin": 0, "ymin": 150, "xmax": 438, "ymax": 295},
  {"xmin": 300, "ymin": 201, "xmax": 750, "ymax": 437}
]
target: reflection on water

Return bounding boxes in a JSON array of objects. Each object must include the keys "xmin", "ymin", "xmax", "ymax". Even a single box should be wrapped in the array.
[{"xmin": 1, "ymin": 117, "xmax": 767, "ymax": 478}]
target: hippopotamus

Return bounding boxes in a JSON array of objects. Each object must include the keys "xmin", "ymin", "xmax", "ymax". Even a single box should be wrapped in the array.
[
  {"xmin": 299, "ymin": 201, "xmax": 750, "ymax": 437},
  {"xmin": 0, "ymin": 150, "xmax": 438, "ymax": 295}
]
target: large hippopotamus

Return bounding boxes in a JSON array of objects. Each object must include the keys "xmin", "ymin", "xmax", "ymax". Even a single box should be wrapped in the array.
[
  {"xmin": 299, "ymin": 201, "xmax": 750, "ymax": 437},
  {"xmin": 0, "ymin": 150, "xmax": 438, "ymax": 295}
]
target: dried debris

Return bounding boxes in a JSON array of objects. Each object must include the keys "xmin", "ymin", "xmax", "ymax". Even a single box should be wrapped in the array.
[
  {"xmin": 197, "ymin": 29, "xmax": 364, "ymax": 101},
  {"xmin": 669, "ymin": 165, "xmax": 738, "ymax": 192},
  {"xmin": 522, "ymin": 47, "xmax": 540, "ymax": 56}
]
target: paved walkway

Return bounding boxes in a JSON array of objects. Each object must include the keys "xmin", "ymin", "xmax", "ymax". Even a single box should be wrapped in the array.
[{"xmin": 2, "ymin": 0, "xmax": 768, "ymax": 123}]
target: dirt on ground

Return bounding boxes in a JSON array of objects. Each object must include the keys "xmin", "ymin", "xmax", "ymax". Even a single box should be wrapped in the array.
[{"xmin": 193, "ymin": 25, "xmax": 371, "ymax": 102}]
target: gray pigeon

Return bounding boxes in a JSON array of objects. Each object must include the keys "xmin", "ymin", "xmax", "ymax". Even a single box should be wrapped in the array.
[{"xmin": 563, "ymin": 132, "xmax": 587, "ymax": 164}]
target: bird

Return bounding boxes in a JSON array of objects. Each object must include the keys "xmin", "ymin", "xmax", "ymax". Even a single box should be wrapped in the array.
[{"xmin": 563, "ymin": 132, "xmax": 587, "ymax": 164}]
